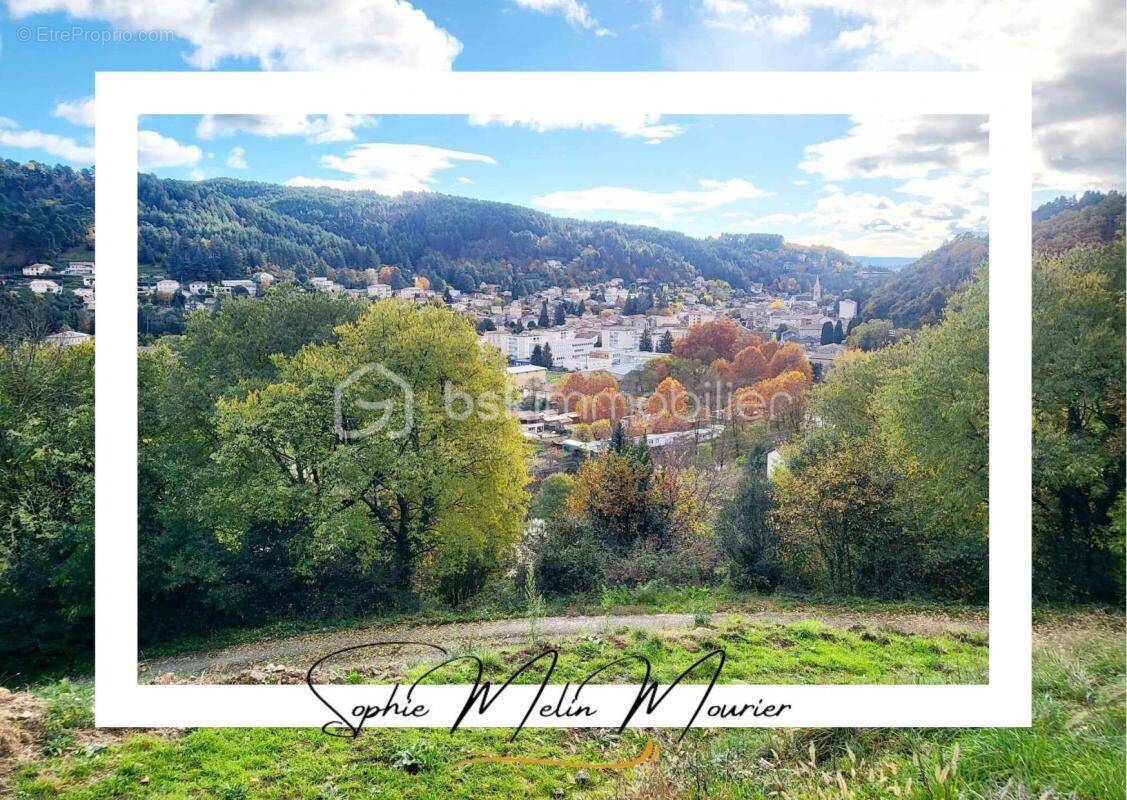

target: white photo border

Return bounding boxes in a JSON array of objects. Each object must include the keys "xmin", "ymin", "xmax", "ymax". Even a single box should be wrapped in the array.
[{"xmin": 95, "ymin": 71, "xmax": 1032, "ymax": 728}]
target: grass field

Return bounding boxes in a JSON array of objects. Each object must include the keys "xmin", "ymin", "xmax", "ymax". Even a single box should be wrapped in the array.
[{"xmin": 6, "ymin": 608, "xmax": 1123, "ymax": 799}]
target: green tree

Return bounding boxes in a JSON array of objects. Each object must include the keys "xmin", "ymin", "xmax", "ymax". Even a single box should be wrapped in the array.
[
  {"xmin": 542, "ymin": 342, "xmax": 554, "ymax": 370},
  {"xmin": 209, "ymin": 301, "xmax": 530, "ymax": 593},
  {"xmin": 1031, "ymin": 242, "xmax": 1125, "ymax": 600},
  {"xmin": 833, "ymin": 320, "xmax": 844, "ymax": 343},
  {"xmin": 639, "ymin": 329, "xmax": 653, "ymax": 352},
  {"xmin": 658, "ymin": 330, "xmax": 674, "ymax": 353},
  {"xmin": 538, "ymin": 300, "xmax": 550, "ymax": 328},
  {"xmin": 845, "ymin": 319, "xmax": 894, "ymax": 351},
  {"xmin": 530, "ymin": 473, "xmax": 577, "ymax": 522},
  {"xmin": 819, "ymin": 320, "xmax": 834, "ymax": 345},
  {"xmin": 553, "ymin": 303, "xmax": 566, "ymax": 326}
]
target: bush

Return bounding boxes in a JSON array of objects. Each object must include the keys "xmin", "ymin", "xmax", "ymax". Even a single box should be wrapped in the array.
[{"xmin": 533, "ymin": 519, "xmax": 603, "ymax": 595}]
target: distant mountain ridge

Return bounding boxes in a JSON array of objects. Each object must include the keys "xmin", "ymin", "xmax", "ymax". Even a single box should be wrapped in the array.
[
  {"xmin": 861, "ymin": 190, "xmax": 1125, "ymax": 328},
  {"xmin": 1, "ymin": 160, "xmax": 861, "ymax": 293}
]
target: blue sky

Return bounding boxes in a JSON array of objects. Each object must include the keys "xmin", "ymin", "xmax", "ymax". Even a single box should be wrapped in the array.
[{"xmin": 0, "ymin": 0, "xmax": 1122, "ymax": 256}]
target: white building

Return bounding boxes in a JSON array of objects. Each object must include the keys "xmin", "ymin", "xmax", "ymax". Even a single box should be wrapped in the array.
[
  {"xmin": 767, "ymin": 448, "xmax": 785, "ymax": 479},
  {"xmin": 367, "ymin": 283, "xmax": 392, "ymax": 299},
  {"xmin": 506, "ymin": 364, "xmax": 548, "ymax": 391},
  {"xmin": 155, "ymin": 279, "xmax": 181, "ymax": 295},
  {"xmin": 604, "ymin": 328, "xmax": 638, "ymax": 351},
  {"xmin": 45, "ymin": 330, "xmax": 92, "ymax": 347},
  {"xmin": 23, "ymin": 263, "xmax": 53, "ymax": 276},
  {"xmin": 839, "ymin": 299, "xmax": 858, "ymax": 320},
  {"xmin": 188, "ymin": 281, "xmax": 209, "ymax": 295},
  {"xmin": 221, "ymin": 279, "xmax": 257, "ymax": 296},
  {"xmin": 29, "ymin": 279, "xmax": 61, "ymax": 294},
  {"xmin": 64, "ymin": 262, "xmax": 95, "ymax": 276}
]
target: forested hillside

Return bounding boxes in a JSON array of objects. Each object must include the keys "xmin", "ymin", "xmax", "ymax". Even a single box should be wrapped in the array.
[
  {"xmin": 0, "ymin": 160, "xmax": 94, "ymax": 266},
  {"xmin": 1, "ymin": 160, "xmax": 858, "ymax": 291},
  {"xmin": 860, "ymin": 233, "xmax": 988, "ymax": 327},
  {"xmin": 136, "ymin": 176, "xmax": 858, "ymax": 291},
  {"xmin": 863, "ymin": 191, "xmax": 1125, "ymax": 328}
]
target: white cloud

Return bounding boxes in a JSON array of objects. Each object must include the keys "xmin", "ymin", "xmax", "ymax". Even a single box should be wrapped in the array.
[
  {"xmin": 697, "ymin": 0, "xmax": 1124, "ymax": 191},
  {"xmin": 138, "ymin": 130, "xmax": 203, "ymax": 169},
  {"xmin": 702, "ymin": 0, "xmax": 809, "ymax": 38},
  {"xmin": 196, "ymin": 114, "xmax": 374, "ymax": 144},
  {"xmin": 468, "ymin": 111, "xmax": 684, "ymax": 142},
  {"xmin": 226, "ymin": 146, "xmax": 248, "ymax": 169},
  {"xmin": 533, "ymin": 178, "xmax": 772, "ymax": 220},
  {"xmin": 0, "ymin": 117, "xmax": 93, "ymax": 163},
  {"xmin": 509, "ymin": 0, "xmax": 601, "ymax": 30},
  {"xmin": 53, "ymin": 96, "xmax": 96, "ymax": 127},
  {"xmin": 456, "ymin": 176, "xmax": 475, "ymax": 184},
  {"xmin": 738, "ymin": 184, "xmax": 987, "ymax": 256},
  {"xmin": 286, "ymin": 143, "xmax": 496, "ymax": 194},
  {"xmin": 8, "ymin": 0, "xmax": 461, "ymax": 71},
  {"xmin": 799, "ymin": 115, "xmax": 989, "ymax": 182}
]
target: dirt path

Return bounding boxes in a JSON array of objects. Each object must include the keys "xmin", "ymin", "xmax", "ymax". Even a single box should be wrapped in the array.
[{"xmin": 141, "ymin": 609, "xmax": 986, "ymax": 682}]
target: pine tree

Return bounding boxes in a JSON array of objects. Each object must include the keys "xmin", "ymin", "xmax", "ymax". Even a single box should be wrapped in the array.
[
  {"xmin": 553, "ymin": 303, "xmax": 566, "ymax": 326},
  {"xmin": 542, "ymin": 342, "xmax": 554, "ymax": 369},
  {"xmin": 846, "ymin": 316, "xmax": 860, "ymax": 335},
  {"xmin": 610, "ymin": 420, "xmax": 627, "ymax": 453},
  {"xmin": 833, "ymin": 320, "xmax": 844, "ymax": 344},
  {"xmin": 639, "ymin": 329, "xmax": 653, "ymax": 351},
  {"xmin": 658, "ymin": 331, "xmax": 674, "ymax": 353},
  {"xmin": 820, "ymin": 320, "xmax": 834, "ymax": 345},
  {"xmin": 530, "ymin": 344, "xmax": 543, "ymax": 366},
  {"xmin": 538, "ymin": 300, "xmax": 550, "ymax": 328}
]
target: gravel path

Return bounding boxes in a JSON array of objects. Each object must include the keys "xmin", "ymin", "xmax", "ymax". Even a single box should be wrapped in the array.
[{"xmin": 140, "ymin": 609, "xmax": 986, "ymax": 681}]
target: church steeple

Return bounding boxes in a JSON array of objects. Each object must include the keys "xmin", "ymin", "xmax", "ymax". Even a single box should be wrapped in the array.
[{"xmin": 812, "ymin": 276, "xmax": 823, "ymax": 302}]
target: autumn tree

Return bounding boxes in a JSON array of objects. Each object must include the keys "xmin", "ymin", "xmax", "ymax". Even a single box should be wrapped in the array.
[
  {"xmin": 673, "ymin": 318, "xmax": 758, "ymax": 363},
  {"xmin": 767, "ymin": 342, "xmax": 814, "ymax": 382},
  {"xmin": 555, "ymin": 371, "xmax": 618, "ymax": 413},
  {"xmin": 209, "ymin": 301, "xmax": 529, "ymax": 593}
]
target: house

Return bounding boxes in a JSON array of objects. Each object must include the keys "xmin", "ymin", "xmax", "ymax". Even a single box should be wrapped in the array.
[
  {"xmin": 221, "ymin": 279, "xmax": 257, "ymax": 296},
  {"xmin": 155, "ymin": 279, "xmax": 181, "ymax": 295},
  {"xmin": 82, "ymin": 275, "xmax": 96, "ymax": 288},
  {"xmin": 188, "ymin": 281, "xmax": 209, "ymax": 295},
  {"xmin": 29, "ymin": 279, "xmax": 61, "ymax": 294},
  {"xmin": 604, "ymin": 327, "xmax": 638, "ymax": 351},
  {"xmin": 367, "ymin": 283, "xmax": 392, "ymax": 299},
  {"xmin": 838, "ymin": 299, "xmax": 858, "ymax": 320},
  {"xmin": 64, "ymin": 262, "xmax": 95, "ymax": 276},
  {"xmin": 45, "ymin": 330, "xmax": 92, "ymax": 347},
  {"xmin": 253, "ymin": 272, "xmax": 275, "ymax": 285},
  {"xmin": 22, "ymin": 263, "xmax": 53, "ymax": 276}
]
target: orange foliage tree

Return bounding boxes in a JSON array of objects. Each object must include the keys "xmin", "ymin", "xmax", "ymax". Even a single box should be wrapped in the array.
[
  {"xmin": 731, "ymin": 345, "xmax": 768, "ymax": 388},
  {"xmin": 555, "ymin": 371, "xmax": 619, "ymax": 413},
  {"xmin": 575, "ymin": 388, "xmax": 628, "ymax": 423},
  {"xmin": 673, "ymin": 319, "xmax": 759, "ymax": 363},
  {"xmin": 767, "ymin": 342, "xmax": 813, "ymax": 382},
  {"xmin": 731, "ymin": 369, "xmax": 810, "ymax": 435},
  {"xmin": 644, "ymin": 376, "xmax": 697, "ymax": 433}
]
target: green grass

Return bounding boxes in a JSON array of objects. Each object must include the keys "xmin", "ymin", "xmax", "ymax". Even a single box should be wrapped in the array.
[
  {"xmin": 10, "ymin": 612, "xmax": 1122, "ymax": 799},
  {"xmin": 393, "ymin": 619, "xmax": 988, "ymax": 686},
  {"xmin": 137, "ymin": 586, "xmax": 987, "ymax": 665}
]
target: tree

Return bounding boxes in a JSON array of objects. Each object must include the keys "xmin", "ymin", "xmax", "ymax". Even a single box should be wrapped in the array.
[
  {"xmin": 645, "ymin": 376, "xmax": 694, "ymax": 432},
  {"xmin": 730, "ymin": 347, "xmax": 766, "ymax": 389},
  {"xmin": 555, "ymin": 371, "xmax": 618, "ymax": 413},
  {"xmin": 610, "ymin": 420, "xmax": 628, "ymax": 453},
  {"xmin": 845, "ymin": 319, "xmax": 893, "ymax": 351},
  {"xmin": 542, "ymin": 342, "xmax": 554, "ymax": 369},
  {"xmin": 658, "ymin": 330, "xmax": 674, "ymax": 353},
  {"xmin": 538, "ymin": 299, "xmax": 550, "ymax": 328},
  {"xmin": 673, "ymin": 319, "xmax": 758, "ymax": 363},
  {"xmin": 209, "ymin": 301, "xmax": 529, "ymax": 593},
  {"xmin": 715, "ymin": 457, "xmax": 781, "ymax": 590},
  {"xmin": 1031, "ymin": 242, "xmax": 1125, "ymax": 600},
  {"xmin": 0, "ymin": 341, "xmax": 94, "ymax": 672},
  {"xmin": 833, "ymin": 320, "xmax": 844, "ymax": 344},
  {"xmin": 529, "ymin": 473, "xmax": 577, "ymax": 522},
  {"xmin": 820, "ymin": 320, "xmax": 834, "ymax": 345},
  {"xmin": 639, "ymin": 328, "xmax": 653, "ymax": 352},
  {"xmin": 530, "ymin": 343, "xmax": 544, "ymax": 367},
  {"xmin": 476, "ymin": 317, "xmax": 496, "ymax": 332},
  {"xmin": 767, "ymin": 342, "xmax": 813, "ymax": 382},
  {"xmin": 591, "ymin": 418, "xmax": 613, "ymax": 440},
  {"xmin": 553, "ymin": 303, "xmax": 566, "ymax": 326},
  {"xmin": 575, "ymin": 388, "xmax": 628, "ymax": 423}
]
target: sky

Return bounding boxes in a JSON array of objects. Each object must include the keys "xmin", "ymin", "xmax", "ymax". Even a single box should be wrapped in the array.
[{"xmin": 0, "ymin": 0, "xmax": 1122, "ymax": 257}]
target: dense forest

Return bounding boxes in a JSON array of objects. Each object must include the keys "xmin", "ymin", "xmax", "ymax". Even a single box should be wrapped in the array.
[
  {"xmin": 0, "ymin": 160, "xmax": 94, "ymax": 266},
  {"xmin": 135, "ymin": 176, "xmax": 860, "ymax": 292},
  {"xmin": 2, "ymin": 160, "xmax": 857, "ymax": 292}
]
